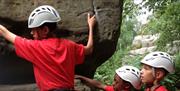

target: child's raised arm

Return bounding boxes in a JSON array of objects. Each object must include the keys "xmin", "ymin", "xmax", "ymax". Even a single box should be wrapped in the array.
[
  {"xmin": 0, "ymin": 25, "xmax": 16, "ymax": 44},
  {"xmin": 84, "ymin": 13, "xmax": 96, "ymax": 55}
]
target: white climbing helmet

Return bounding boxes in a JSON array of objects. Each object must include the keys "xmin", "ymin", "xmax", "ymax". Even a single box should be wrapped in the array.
[
  {"xmin": 28, "ymin": 5, "xmax": 61, "ymax": 28},
  {"xmin": 115, "ymin": 65, "xmax": 141, "ymax": 90},
  {"xmin": 141, "ymin": 51, "xmax": 175, "ymax": 73}
]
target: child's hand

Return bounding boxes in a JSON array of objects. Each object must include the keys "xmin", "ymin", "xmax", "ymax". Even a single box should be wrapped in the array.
[
  {"xmin": 87, "ymin": 13, "xmax": 96, "ymax": 30},
  {"xmin": 0, "ymin": 25, "xmax": 16, "ymax": 43},
  {"xmin": 75, "ymin": 75, "xmax": 82, "ymax": 79},
  {"xmin": 0, "ymin": 25, "xmax": 8, "ymax": 35}
]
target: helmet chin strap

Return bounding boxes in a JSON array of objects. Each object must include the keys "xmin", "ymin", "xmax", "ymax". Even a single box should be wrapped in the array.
[
  {"xmin": 152, "ymin": 67, "xmax": 159, "ymax": 86},
  {"xmin": 152, "ymin": 67, "xmax": 155, "ymax": 77}
]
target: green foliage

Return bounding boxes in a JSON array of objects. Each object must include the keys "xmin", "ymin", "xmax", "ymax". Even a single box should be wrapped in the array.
[
  {"xmin": 122, "ymin": 55, "xmax": 143, "ymax": 69},
  {"xmin": 94, "ymin": 57, "xmax": 120, "ymax": 85},
  {"xmin": 156, "ymin": 2, "xmax": 180, "ymax": 50},
  {"xmin": 141, "ymin": 2, "xmax": 180, "ymax": 50},
  {"xmin": 142, "ymin": 0, "xmax": 178, "ymax": 12},
  {"xmin": 140, "ymin": 18, "xmax": 160, "ymax": 35},
  {"xmin": 118, "ymin": 21, "xmax": 136, "ymax": 50},
  {"xmin": 123, "ymin": 0, "xmax": 139, "ymax": 18}
]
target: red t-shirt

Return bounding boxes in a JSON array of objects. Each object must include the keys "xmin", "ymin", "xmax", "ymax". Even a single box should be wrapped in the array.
[
  {"xmin": 105, "ymin": 86, "xmax": 114, "ymax": 91},
  {"xmin": 15, "ymin": 36, "xmax": 84, "ymax": 91},
  {"xmin": 145, "ymin": 85, "xmax": 168, "ymax": 91}
]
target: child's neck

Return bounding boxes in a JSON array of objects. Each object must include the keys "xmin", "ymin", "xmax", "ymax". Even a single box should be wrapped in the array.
[
  {"xmin": 150, "ymin": 84, "xmax": 161, "ymax": 91},
  {"xmin": 146, "ymin": 81, "xmax": 161, "ymax": 91}
]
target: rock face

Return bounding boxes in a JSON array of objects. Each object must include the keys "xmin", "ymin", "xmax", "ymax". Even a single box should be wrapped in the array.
[
  {"xmin": 167, "ymin": 40, "xmax": 180, "ymax": 55},
  {"xmin": 0, "ymin": 0, "xmax": 123, "ymax": 85},
  {"xmin": 130, "ymin": 34, "xmax": 159, "ymax": 55}
]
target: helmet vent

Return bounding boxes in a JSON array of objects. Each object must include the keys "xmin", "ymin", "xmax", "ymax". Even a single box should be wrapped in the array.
[
  {"xmin": 47, "ymin": 7, "xmax": 51, "ymax": 11},
  {"xmin": 137, "ymin": 72, "xmax": 139, "ymax": 75},
  {"xmin": 126, "ymin": 68, "xmax": 130, "ymax": 71},
  {"xmin": 29, "ymin": 19, "xmax": 33, "ymax": 25},
  {"xmin": 52, "ymin": 9, "xmax": 58, "ymax": 17},
  {"xmin": 36, "ymin": 9, "xmax": 40, "ymax": 12},
  {"xmin": 153, "ymin": 54, "xmax": 158, "ymax": 56},
  {"xmin": 166, "ymin": 54, "xmax": 169, "ymax": 57},
  {"xmin": 160, "ymin": 53, "xmax": 164, "ymax": 55},
  {"xmin": 132, "ymin": 69, "xmax": 135, "ymax": 72},
  {"xmin": 42, "ymin": 8, "xmax": 46, "ymax": 10},
  {"xmin": 31, "ymin": 13, "xmax": 36, "ymax": 17}
]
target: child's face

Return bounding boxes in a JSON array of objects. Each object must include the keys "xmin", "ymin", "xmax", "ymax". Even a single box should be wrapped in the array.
[
  {"xmin": 112, "ymin": 74, "xmax": 127, "ymax": 91},
  {"xmin": 31, "ymin": 28, "xmax": 41, "ymax": 39},
  {"xmin": 31, "ymin": 27, "xmax": 47, "ymax": 40},
  {"xmin": 140, "ymin": 64, "xmax": 155, "ymax": 84}
]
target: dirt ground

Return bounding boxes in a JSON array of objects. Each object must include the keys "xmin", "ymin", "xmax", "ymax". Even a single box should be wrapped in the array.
[
  {"xmin": 0, "ymin": 80, "xmax": 91, "ymax": 91},
  {"xmin": 0, "ymin": 84, "xmax": 38, "ymax": 91}
]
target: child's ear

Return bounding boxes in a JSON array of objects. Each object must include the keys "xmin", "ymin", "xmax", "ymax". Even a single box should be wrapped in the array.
[
  {"xmin": 124, "ymin": 82, "xmax": 131, "ymax": 89},
  {"xmin": 155, "ymin": 69, "xmax": 165, "ymax": 80},
  {"xmin": 43, "ymin": 26, "xmax": 49, "ymax": 34},
  {"xmin": 44, "ymin": 26, "xmax": 49, "ymax": 34}
]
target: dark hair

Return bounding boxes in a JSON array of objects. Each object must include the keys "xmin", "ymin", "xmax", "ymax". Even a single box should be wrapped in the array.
[
  {"xmin": 40, "ymin": 22, "xmax": 57, "ymax": 32},
  {"xmin": 40, "ymin": 22, "xmax": 71, "ymax": 38},
  {"xmin": 155, "ymin": 68, "xmax": 169, "ymax": 76}
]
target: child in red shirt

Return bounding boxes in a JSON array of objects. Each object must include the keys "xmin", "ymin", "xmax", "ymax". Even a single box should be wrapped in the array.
[
  {"xmin": 76, "ymin": 65, "xmax": 142, "ymax": 91},
  {"xmin": 140, "ymin": 51, "xmax": 175, "ymax": 91},
  {"xmin": 0, "ymin": 5, "xmax": 96, "ymax": 91}
]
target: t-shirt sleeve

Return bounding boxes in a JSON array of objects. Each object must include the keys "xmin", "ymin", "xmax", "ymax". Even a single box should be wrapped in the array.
[
  {"xmin": 74, "ymin": 43, "xmax": 85, "ymax": 65},
  {"xmin": 14, "ymin": 36, "xmax": 37, "ymax": 63}
]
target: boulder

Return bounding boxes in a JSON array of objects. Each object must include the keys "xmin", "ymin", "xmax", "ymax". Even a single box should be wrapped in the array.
[{"xmin": 132, "ymin": 34, "xmax": 159, "ymax": 49}]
